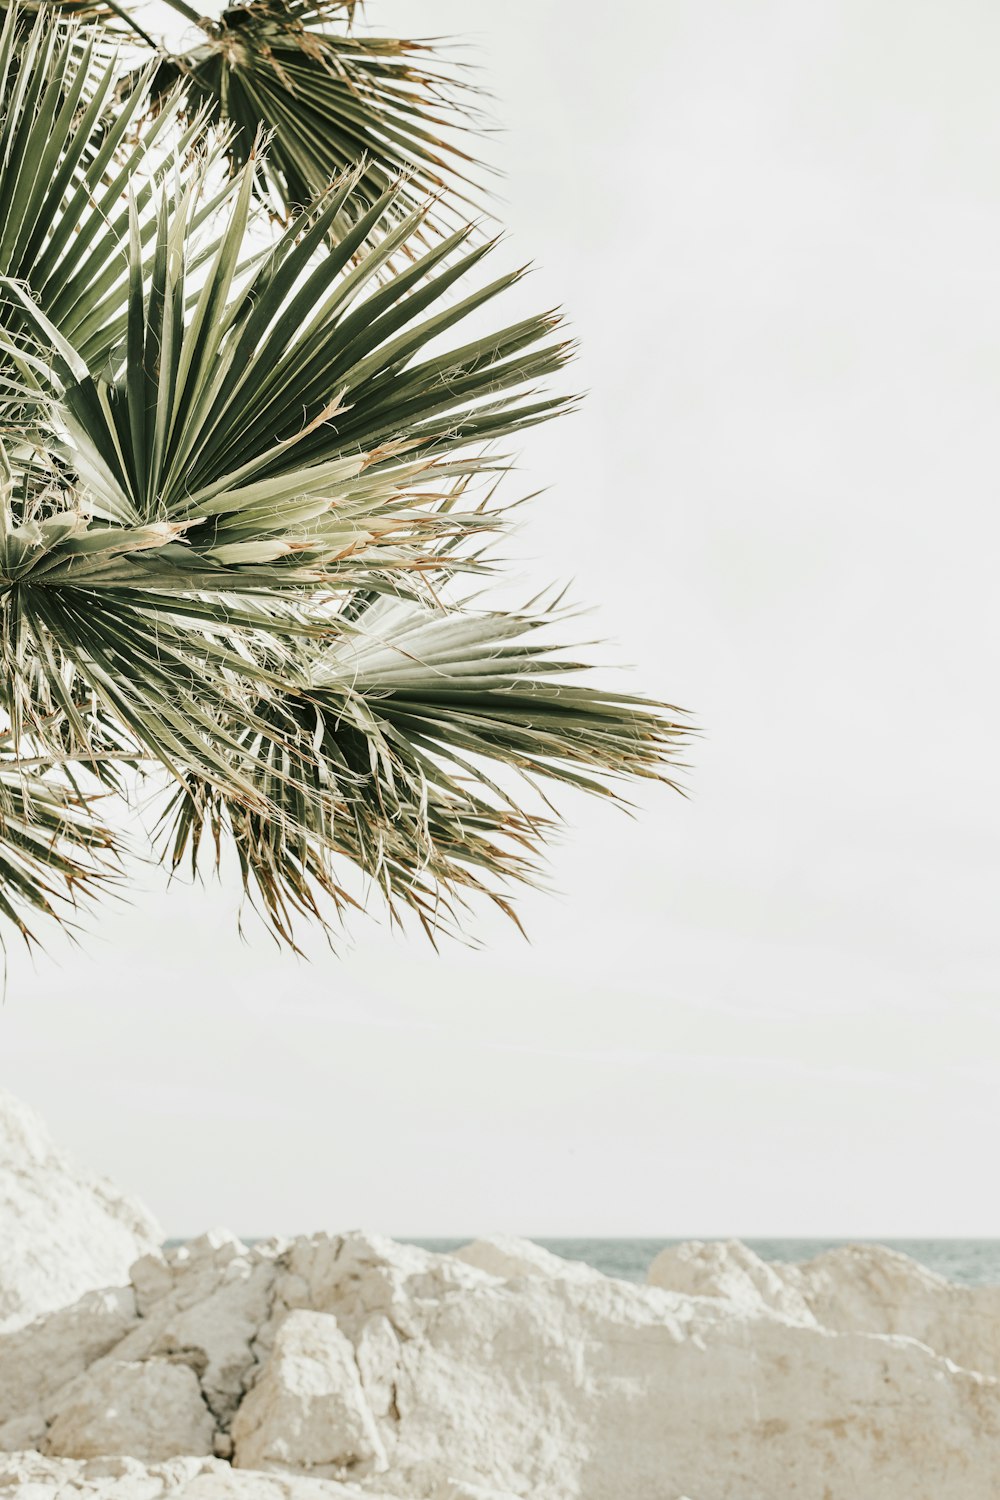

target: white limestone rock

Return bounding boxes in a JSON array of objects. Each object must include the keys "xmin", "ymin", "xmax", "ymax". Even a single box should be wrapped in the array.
[
  {"xmin": 6, "ymin": 1204, "xmax": 1000, "ymax": 1498},
  {"xmin": 649, "ymin": 1238, "xmax": 1000, "ymax": 1382},
  {"xmin": 441, "ymin": 1486, "xmax": 525, "ymax": 1500},
  {"xmin": 451, "ymin": 1235, "xmax": 597, "ymax": 1284},
  {"xmin": 0, "ymin": 1090, "xmax": 161, "ymax": 1331},
  {"xmin": 44, "ymin": 1356, "xmax": 215, "ymax": 1461},
  {"xmin": 0, "ymin": 1285, "xmax": 137, "ymax": 1449},
  {"xmin": 791, "ymin": 1242, "xmax": 1000, "ymax": 1379},
  {"xmin": 246, "ymin": 1230, "xmax": 1000, "ymax": 1500},
  {"xmin": 647, "ymin": 1237, "xmax": 815, "ymax": 1321},
  {"xmin": 110, "ymin": 1232, "xmax": 280, "ymax": 1423},
  {"xmin": 0, "ymin": 1452, "xmax": 395, "ymax": 1497},
  {"xmin": 232, "ymin": 1309, "xmax": 388, "ymax": 1477}
]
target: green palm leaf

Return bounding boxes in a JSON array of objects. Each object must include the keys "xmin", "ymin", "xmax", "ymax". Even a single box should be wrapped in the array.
[
  {"xmin": 0, "ymin": 6, "xmax": 230, "ymax": 370},
  {"xmin": 150, "ymin": 0, "xmax": 485, "ymax": 225},
  {"xmin": 160, "ymin": 596, "xmax": 686, "ymax": 947},
  {"xmin": 319, "ymin": 596, "xmax": 686, "ymax": 797},
  {"xmin": 0, "ymin": 144, "xmax": 586, "ymax": 912},
  {"xmin": 0, "ymin": 731, "xmax": 120, "ymax": 948},
  {"xmin": 9, "ymin": 150, "xmax": 571, "ymax": 590},
  {"xmin": 0, "ymin": 3, "xmax": 689, "ymax": 951},
  {"xmin": 11, "ymin": 0, "xmax": 485, "ymax": 228}
]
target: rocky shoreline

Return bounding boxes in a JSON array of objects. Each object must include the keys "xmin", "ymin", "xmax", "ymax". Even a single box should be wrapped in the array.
[{"xmin": 2, "ymin": 1091, "xmax": 998, "ymax": 1499}]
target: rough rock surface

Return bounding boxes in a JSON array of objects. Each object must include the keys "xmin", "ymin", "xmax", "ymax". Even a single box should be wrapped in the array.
[
  {"xmin": 0, "ymin": 1285, "xmax": 137, "ymax": 1452},
  {"xmin": 232, "ymin": 1309, "xmax": 388, "ymax": 1476},
  {"xmin": 0, "ymin": 1090, "xmax": 161, "ymax": 1331},
  {"xmin": 6, "ymin": 1226, "xmax": 1000, "ymax": 1499},
  {"xmin": 113, "ymin": 1228, "xmax": 278, "ymax": 1425},
  {"xmin": 0, "ymin": 1453, "xmax": 398, "ymax": 1497},
  {"xmin": 44, "ymin": 1358, "xmax": 215, "ymax": 1461},
  {"xmin": 649, "ymin": 1237, "xmax": 1000, "ymax": 1379},
  {"xmin": 449, "ymin": 1235, "xmax": 597, "ymax": 1284},
  {"xmin": 646, "ymin": 1237, "xmax": 815, "ymax": 1321}
]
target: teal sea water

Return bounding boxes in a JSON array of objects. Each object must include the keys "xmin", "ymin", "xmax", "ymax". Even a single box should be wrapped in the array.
[
  {"xmin": 166, "ymin": 1237, "xmax": 1000, "ymax": 1286},
  {"xmin": 408, "ymin": 1239, "xmax": 1000, "ymax": 1287}
]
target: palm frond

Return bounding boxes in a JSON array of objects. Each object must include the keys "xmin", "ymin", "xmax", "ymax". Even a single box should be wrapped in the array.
[
  {"xmin": 9, "ymin": 152, "xmax": 571, "ymax": 590},
  {"xmin": 0, "ymin": 6, "xmax": 230, "ymax": 371},
  {"xmin": 0, "ymin": 3, "xmax": 689, "ymax": 952},
  {"xmin": 0, "ymin": 151, "xmax": 583, "ymax": 908},
  {"xmin": 0, "ymin": 731, "xmax": 120, "ymax": 948},
  {"xmin": 151, "ymin": 0, "xmax": 486, "ymax": 225},
  {"xmin": 160, "ymin": 596, "xmax": 687, "ymax": 947},
  {"xmin": 319, "ymin": 595, "xmax": 687, "ymax": 797}
]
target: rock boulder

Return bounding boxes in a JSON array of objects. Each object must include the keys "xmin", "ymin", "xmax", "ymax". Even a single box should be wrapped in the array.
[
  {"xmin": 232, "ymin": 1309, "xmax": 388, "ymax": 1477},
  {"xmin": 0, "ymin": 1089, "xmax": 161, "ymax": 1331},
  {"xmin": 3, "ymin": 1120, "xmax": 1000, "ymax": 1500},
  {"xmin": 44, "ymin": 1357, "xmax": 215, "ymax": 1461},
  {"xmin": 649, "ymin": 1237, "xmax": 1000, "ymax": 1381}
]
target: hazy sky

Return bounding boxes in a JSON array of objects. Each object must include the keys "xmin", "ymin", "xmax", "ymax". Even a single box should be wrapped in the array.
[{"xmin": 3, "ymin": 0, "xmax": 999, "ymax": 1238}]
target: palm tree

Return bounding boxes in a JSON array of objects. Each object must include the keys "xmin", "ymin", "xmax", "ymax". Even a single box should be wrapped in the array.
[{"xmin": 0, "ymin": 2, "xmax": 686, "ymax": 951}]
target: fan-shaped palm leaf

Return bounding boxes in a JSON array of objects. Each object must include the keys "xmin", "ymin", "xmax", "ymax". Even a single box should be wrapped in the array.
[
  {"xmin": 160, "ymin": 595, "xmax": 686, "ymax": 946},
  {"xmin": 1, "ymin": 135, "xmax": 603, "ymax": 931},
  {"xmin": 0, "ymin": 731, "xmax": 119, "ymax": 948},
  {"xmin": 147, "ymin": 0, "xmax": 485, "ymax": 226},
  {"xmin": 0, "ymin": 3, "xmax": 689, "ymax": 951},
  {"xmin": 0, "ymin": 7, "xmax": 233, "ymax": 370}
]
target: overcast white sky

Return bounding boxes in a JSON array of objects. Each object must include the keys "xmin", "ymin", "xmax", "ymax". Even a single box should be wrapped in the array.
[{"xmin": 3, "ymin": 0, "xmax": 999, "ymax": 1239}]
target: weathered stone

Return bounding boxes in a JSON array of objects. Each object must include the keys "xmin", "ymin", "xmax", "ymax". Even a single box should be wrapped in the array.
[
  {"xmin": 111, "ymin": 1235, "xmax": 279, "ymax": 1422},
  {"xmin": 0, "ymin": 1410, "xmax": 45, "ymax": 1451},
  {"xmin": 130, "ymin": 1252, "xmax": 174, "ymax": 1316},
  {"xmin": 792, "ymin": 1241, "xmax": 1000, "ymax": 1378},
  {"xmin": 0, "ymin": 1285, "xmax": 137, "ymax": 1438},
  {"xmin": 443, "ymin": 1487, "xmax": 526, "ymax": 1500},
  {"xmin": 6, "ymin": 1087, "xmax": 1000, "ymax": 1500},
  {"xmin": 248, "ymin": 1230, "xmax": 1000, "ymax": 1500},
  {"xmin": 647, "ymin": 1237, "xmax": 816, "ymax": 1320},
  {"xmin": 44, "ymin": 1358, "xmax": 215, "ymax": 1461},
  {"xmin": 352, "ymin": 1313, "xmax": 403, "ymax": 1423},
  {"xmin": 650, "ymin": 1237, "xmax": 1000, "ymax": 1380},
  {"xmin": 451, "ymin": 1235, "xmax": 597, "ymax": 1284},
  {"xmin": 232, "ymin": 1309, "xmax": 387, "ymax": 1477},
  {"xmin": 0, "ymin": 1090, "xmax": 161, "ymax": 1331},
  {"xmin": 0, "ymin": 1452, "xmax": 391, "ymax": 1498}
]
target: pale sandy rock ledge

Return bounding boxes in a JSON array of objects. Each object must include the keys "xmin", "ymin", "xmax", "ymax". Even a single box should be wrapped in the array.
[
  {"xmin": 649, "ymin": 1236, "xmax": 1000, "ymax": 1379},
  {"xmin": 0, "ymin": 1453, "xmax": 530, "ymax": 1499},
  {"xmin": 0, "ymin": 1453, "xmax": 405, "ymax": 1497},
  {"xmin": 0, "ymin": 1091, "xmax": 161, "ymax": 1332},
  {"xmin": 3, "ymin": 1227, "xmax": 1000, "ymax": 1499},
  {"xmin": 4, "ymin": 1096, "xmax": 1000, "ymax": 1499}
]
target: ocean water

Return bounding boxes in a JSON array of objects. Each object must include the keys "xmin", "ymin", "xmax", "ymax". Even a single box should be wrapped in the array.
[
  {"xmin": 166, "ymin": 1236, "xmax": 1000, "ymax": 1286},
  {"xmin": 407, "ymin": 1238, "xmax": 1000, "ymax": 1287}
]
